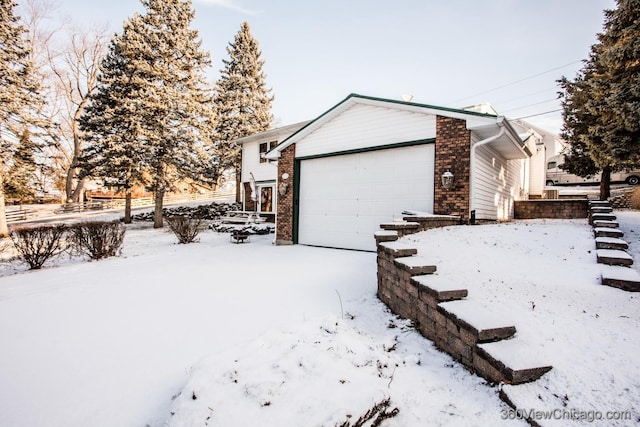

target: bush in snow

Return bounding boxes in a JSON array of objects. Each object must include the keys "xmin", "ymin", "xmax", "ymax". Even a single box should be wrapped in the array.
[
  {"xmin": 9, "ymin": 224, "xmax": 68, "ymax": 269},
  {"xmin": 165, "ymin": 216, "xmax": 204, "ymax": 244},
  {"xmin": 68, "ymin": 220, "xmax": 126, "ymax": 260}
]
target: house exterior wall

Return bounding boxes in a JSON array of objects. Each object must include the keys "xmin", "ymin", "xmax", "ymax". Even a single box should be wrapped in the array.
[
  {"xmin": 434, "ymin": 116, "xmax": 471, "ymax": 221},
  {"xmin": 294, "ymin": 103, "xmax": 437, "ymax": 158},
  {"xmin": 241, "ymin": 139, "xmax": 278, "ymax": 183},
  {"xmin": 275, "ymin": 144, "xmax": 296, "ymax": 245},
  {"xmin": 473, "ymin": 143, "xmax": 528, "ymax": 221}
]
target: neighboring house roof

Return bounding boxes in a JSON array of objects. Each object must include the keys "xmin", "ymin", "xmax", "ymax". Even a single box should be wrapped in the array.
[
  {"xmin": 235, "ymin": 120, "xmax": 312, "ymax": 146},
  {"xmin": 265, "ymin": 93, "xmax": 530, "ymax": 160}
]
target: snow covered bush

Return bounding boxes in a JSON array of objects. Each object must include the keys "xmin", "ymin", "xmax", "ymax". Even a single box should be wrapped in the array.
[
  {"xmin": 9, "ymin": 224, "xmax": 68, "ymax": 269},
  {"xmin": 165, "ymin": 216, "xmax": 204, "ymax": 244},
  {"xmin": 68, "ymin": 220, "xmax": 125, "ymax": 260}
]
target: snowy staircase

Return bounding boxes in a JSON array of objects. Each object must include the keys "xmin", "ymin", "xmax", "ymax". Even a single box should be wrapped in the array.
[
  {"xmin": 375, "ymin": 229, "xmax": 552, "ymax": 385},
  {"xmin": 588, "ymin": 200, "xmax": 640, "ymax": 291}
]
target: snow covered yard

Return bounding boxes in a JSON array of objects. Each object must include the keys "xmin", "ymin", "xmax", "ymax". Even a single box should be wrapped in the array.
[{"xmin": 0, "ymin": 213, "xmax": 638, "ymax": 426}]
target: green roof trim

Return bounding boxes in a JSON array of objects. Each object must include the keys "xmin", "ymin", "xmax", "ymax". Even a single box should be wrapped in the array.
[
  {"xmin": 266, "ymin": 93, "xmax": 499, "ymax": 158},
  {"xmin": 346, "ymin": 93, "xmax": 499, "ymax": 118}
]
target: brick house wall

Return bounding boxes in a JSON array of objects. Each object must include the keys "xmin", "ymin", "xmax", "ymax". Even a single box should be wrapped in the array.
[
  {"xmin": 276, "ymin": 143, "xmax": 296, "ymax": 244},
  {"xmin": 434, "ymin": 116, "xmax": 471, "ymax": 221}
]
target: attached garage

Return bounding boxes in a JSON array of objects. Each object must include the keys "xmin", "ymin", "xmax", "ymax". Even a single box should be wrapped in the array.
[
  {"xmin": 297, "ymin": 143, "xmax": 434, "ymax": 251},
  {"xmin": 266, "ymin": 94, "xmax": 534, "ymax": 251}
]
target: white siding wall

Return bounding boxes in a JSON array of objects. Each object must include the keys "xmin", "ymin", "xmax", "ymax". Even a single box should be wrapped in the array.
[
  {"xmin": 295, "ymin": 104, "xmax": 437, "ymax": 158},
  {"xmin": 473, "ymin": 143, "xmax": 528, "ymax": 221},
  {"xmin": 241, "ymin": 139, "xmax": 278, "ymax": 183}
]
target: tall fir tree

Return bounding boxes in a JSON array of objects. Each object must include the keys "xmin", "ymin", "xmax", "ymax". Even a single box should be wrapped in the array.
[
  {"xmin": 5, "ymin": 130, "xmax": 38, "ymax": 203},
  {"xmin": 80, "ymin": 0, "xmax": 216, "ymax": 227},
  {"xmin": 558, "ymin": 0, "xmax": 640, "ymax": 199},
  {"xmin": 0, "ymin": 0, "xmax": 42, "ymax": 236},
  {"xmin": 214, "ymin": 21, "xmax": 273, "ymax": 202}
]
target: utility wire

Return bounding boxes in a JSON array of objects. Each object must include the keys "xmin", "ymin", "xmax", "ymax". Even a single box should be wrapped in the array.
[
  {"xmin": 502, "ymin": 98, "xmax": 559, "ymax": 114},
  {"xmin": 445, "ymin": 60, "xmax": 582, "ymax": 106},
  {"xmin": 514, "ymin": 109, "xmax": 562, "ymax": 120}
]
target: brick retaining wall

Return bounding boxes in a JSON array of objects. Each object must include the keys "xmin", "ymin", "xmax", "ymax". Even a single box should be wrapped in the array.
[{"xmin": 514, "ymin": 199, "xmax": 588, "ymax": 219}]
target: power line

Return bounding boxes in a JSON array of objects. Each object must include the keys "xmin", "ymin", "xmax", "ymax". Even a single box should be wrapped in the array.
[
  {"xmin": 515, "ymin": 109, "xmax": 562, "ymax": 120},
  {"xmin": 445, "ymin": 60, "xmax": 583, "ymax": 106},
  {"xmin": 502, "ymin": 98, "xmax": 558, "ymax": 114}
]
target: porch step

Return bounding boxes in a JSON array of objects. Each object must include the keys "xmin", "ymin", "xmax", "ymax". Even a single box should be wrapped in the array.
[
  {"xmin": 601, "ymin": 265, "xmax": 640, "ymax": 292},
  {"xmin": 593, "ymin": 219, "xmax": 619, "ymax": 228},
  {"xmin": 590, "ymin": 206, "xmax": 613, "ymax": 213},
  {"xmin": 594, "ymin": 227, "xmax": 624, "ymax": 238},
  {"xmin": 477, "ymin": 339, "xmax": 553, "ymax": 384},
  {"xmin": 411, "ymin": 276, "xmax": 468, "ymax": 302},
  {"xmin": 438, "ymin": 300, "xmax": 516, "ymax": 343},
  {"xmin": 596, "ymin": 249, "xmax": 633, "ymax": 266},
  {"xmin": 590, "ymin": 213, "xmax": 617, "ymax": 222},
  {"xmin": 595, "ymin": 236, "xmax": 629, "ymax": 251}
]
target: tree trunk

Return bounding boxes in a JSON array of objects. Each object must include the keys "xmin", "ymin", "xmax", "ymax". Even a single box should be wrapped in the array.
[
  {"xmin": 124, "ymin": 190, "xmax": 132, "ymax": 224},
  {"xmin": 71, "ymin": 176, "xmax": 86, "ymax": 202},
  {"xmin": 600, "ymin": 165, "xmax": 612, "ymax": 200},
  {"xmin": 0, "ymin": 171, "xmax": 9, "ymax": 238},
  {"xmin": 235, "ymin": 170, "xmax": 241, "ymax": 203},
  {"xmin": 153, "ymin": 187, "xmax": 165, "ymax": 228}
]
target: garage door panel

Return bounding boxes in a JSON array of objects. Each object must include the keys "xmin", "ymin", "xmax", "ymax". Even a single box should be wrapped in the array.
[{"xmin": 298, "ymin": 144, "xmax": 434, "ymax": 251}]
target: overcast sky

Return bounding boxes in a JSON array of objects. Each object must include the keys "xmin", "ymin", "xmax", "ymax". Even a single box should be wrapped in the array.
[{"xmin": 37, "ymin": 0, "xmax": 616, "ymax": 135}]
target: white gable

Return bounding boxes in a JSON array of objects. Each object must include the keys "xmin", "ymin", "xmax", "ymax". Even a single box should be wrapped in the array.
[{"xmin": 294, "ymin": 103, "xmax": 437, "ymax": 158}]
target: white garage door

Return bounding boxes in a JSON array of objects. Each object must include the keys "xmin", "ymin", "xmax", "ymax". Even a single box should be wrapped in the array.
[{"xmin": 298, "ymin": 144, "xmax": 435, "ymax": 251}]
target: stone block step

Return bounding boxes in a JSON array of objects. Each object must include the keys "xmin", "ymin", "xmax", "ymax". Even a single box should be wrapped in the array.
[
  {"xmin": 411, "ymin": 275, "xmax": 468, "ymax": 302},
  {"xmin": 596, "ymin": 249, "xmax": 633, "ymax": 266},
  {"xmin": 590, "ymin": 206, "xmax": 613, "ymax": 213},
  {"xmin": 379, "ymin": 221, "xmax": 420, "ymax": 231},
  {"xmin": 477, "ymin": 339, "xmax": 553, "ymax": 384},
  {"xmin": 601, "ymin": 265, "xmax": 640, "ymax": 292},
  {"xmin": 378, "ymin": 241, "xmax": 417, "ymax": 257},
  {"xmin": 594, "ymin": 227, "xmax": 624, "ymax": 238},
  {"xmin": 438, "ymin": 300, "xmax": 516, "ymax": 343},
  {"xmin": 394, "ymin": 256, "xmax": 437, "ymax": 275},
  {"xmin": 589, "ymin": 200, "xmax": 611, "ymax": 207},
  {"xmin": 590, "ymin": 213, "xmax": 616, "ymax": 221},
  {"xmin": 595, "ymin": 236, "xmax": 629, "ymax": 250},
  {"xmin": 593, "ymin": 219, "xmax": 619, "ymax": 228},
  {"xmin": 374, "ymin": 230, "xmax": 399, "ymax": 244}
]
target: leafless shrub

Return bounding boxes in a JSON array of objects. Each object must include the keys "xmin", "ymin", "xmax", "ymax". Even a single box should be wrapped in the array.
[
  {"xmin": 336, "ymin": 397, "xmax": 399, "ymax": 427},
  {"xmin": 9, "ymin": 224, "xmax": 68, "ymax": 269},
  {"xmin": 68, "ymin": 220, "xmax": 126, "ymax": 260},
  {"xmin": 165, "ymin": 216, "xmax": 204, "ymax": 244}
]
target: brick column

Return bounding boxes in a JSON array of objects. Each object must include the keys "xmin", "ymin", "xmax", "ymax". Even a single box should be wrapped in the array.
[
  {"xmin": 434, "ymin": 116, "xmax": 471, "ymax": 221},
  {"xmin": 275, "ymin": 144, "xmax": 296, "ymax": 245}
]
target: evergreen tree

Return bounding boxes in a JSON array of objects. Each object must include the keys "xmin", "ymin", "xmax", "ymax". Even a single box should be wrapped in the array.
[
  {"xmin": 80, "ymin": 0, "xmax": 216, "ymax": 227},
  {"xmin": 5, "ymin": 130, "xmax": 38, "ymax": 203},
  {"xmin": 0, "ymin": 0, "xmax": 42, "ymax": 236},
  {"xmin": 214, "ymin": 21, "xmax": 273, "ymax": 202},
  {"xmin": 558, "ymin": 0, "xmax": 640, "ymax": 199}
]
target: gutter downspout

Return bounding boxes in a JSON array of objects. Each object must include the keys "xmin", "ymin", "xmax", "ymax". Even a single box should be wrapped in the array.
[{"xmin": 469, "ymin": 116, "xmax": 506, "ymax": 223}]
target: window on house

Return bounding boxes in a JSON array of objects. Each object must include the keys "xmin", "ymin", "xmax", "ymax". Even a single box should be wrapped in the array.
[
  {"xmin": 260, "ymin": 186, "xmax": 273, "ymax": 212},
  {"xmin": 259, "ymin": 140, "xmax": 279, "ymax": 163}
]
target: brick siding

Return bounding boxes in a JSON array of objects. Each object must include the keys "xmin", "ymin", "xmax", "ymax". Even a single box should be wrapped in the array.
[
  {"xmin": 434, "ymin": 116, "xmax": 471, "ymax": 221},
  {"xmin": 275, "ymin": 144, "xmax": 296, "ymax": 244}
]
